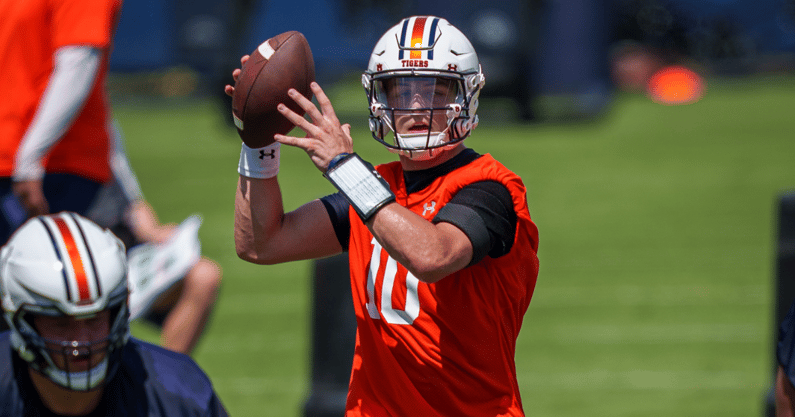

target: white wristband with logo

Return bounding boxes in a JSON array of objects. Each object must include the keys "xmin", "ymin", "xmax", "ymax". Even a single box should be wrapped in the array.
[{"xmin": 238, "ymin": 142, "xmax": 280, "ymax": 179}]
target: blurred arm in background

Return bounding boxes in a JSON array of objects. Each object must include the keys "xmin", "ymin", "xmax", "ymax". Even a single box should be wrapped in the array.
[
  {"xmin": 86, "ymin": 122, "xmax": 222, "ymax": 355},
  {"xmin": 13, "ymin": 46, "xmax": 102, "ymax": 216}
]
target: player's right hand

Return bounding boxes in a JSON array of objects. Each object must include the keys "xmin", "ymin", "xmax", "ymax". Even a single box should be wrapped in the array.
[
  {"xmin": 12, "ymin": 179, "xmax": 49, "ymax": 217},
  {"xmin": 274, "ymin": 82, "xmax": 353, "ymax": 173},
  {"xmin": 224, "ymin": 55, "xmax": 249, "ymax": 97}
]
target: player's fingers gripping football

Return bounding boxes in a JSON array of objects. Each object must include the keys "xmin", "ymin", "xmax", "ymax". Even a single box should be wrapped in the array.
[
  {"xmin": 224, "ymin": 55, "xmax": 250, "ymax": 97},
  {"xmin": 283, "ymin": 83, "xmax": 346, "ymax": 142},
  {"xmin": 291, "ymin": 122, "xmax": 353, "ymax": 172},
  {"xmin": 276, "ymin": 85, "xmax": 350, "ymax": 150},
  {"xmin": 311, "ymin": 82, "xmax": 340, "ymax": 126},
  {"xmin": 275, "ymin": 91, "xmax": 321, "ymax": 138},
  {"xmin": 273, "ymin": 97, "xmax": 327, "ymax": 150},
  {"xmin": 275, "ymin": 86, "xmax": 328, "ymax": 140},
  {"xmin": 288, "ymin": 87, "xmax": 326, "ymax": 127},
  {"xmin": 274, "ymin": 85, "xmax": 352, "ymax": 171}
]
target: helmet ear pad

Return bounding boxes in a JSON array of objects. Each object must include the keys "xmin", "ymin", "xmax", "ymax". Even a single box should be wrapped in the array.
[
  {"xmin": 369, "ymin": 116, "xmax": 384, "ymax": 140},
  {"xmin": 451, "ymin": 118, "xmax": 469, "ymax": 140},
  {"xmin": 368, "ymin": 102, "xmax": 390, "ymax": 141}
]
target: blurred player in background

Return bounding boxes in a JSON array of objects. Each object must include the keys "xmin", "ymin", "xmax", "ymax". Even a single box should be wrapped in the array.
[
  {"xmin": 776, "ymin": 298, "xmax": 795, "ymax": 416},
  {"xmin": 0, "ymin": 213, "xmax": 228, "ymax": 416},
  {"xmin": 230, "ymin": 16, "xmax": 540, "ymax": 416},
  {"xmin": 85, "ymin": 122, "xmax": 222, "ymax": 355},
  {"xmin": 0, "ymin": 0, "xmax": 122, "ymax": 244}
]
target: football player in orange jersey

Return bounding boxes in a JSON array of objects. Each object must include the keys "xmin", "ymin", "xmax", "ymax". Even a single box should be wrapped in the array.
[
  {"xmin": 0, "ymin": 0, "xmax": 122, "ymax": 245},
  {"xmin": 229, "ymin": 16, "xmax": 540, "ymax": 416}
]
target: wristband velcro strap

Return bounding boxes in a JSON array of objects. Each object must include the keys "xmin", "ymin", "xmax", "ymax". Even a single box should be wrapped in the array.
[
  {"xmin": 238, "ymin": 142, "xmax": 280, "ymax": 179},
  {"xmin": 324, "ymin": 153, "xmax": 395, "ymax": 222},
  {"xmin": 326, "ymin": 152, "xmax": 351, "ymax": 172}
]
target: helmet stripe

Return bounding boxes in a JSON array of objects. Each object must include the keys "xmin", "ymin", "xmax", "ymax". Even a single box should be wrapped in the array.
[
  {"xmin": 398, "ymin": 18, "xmax": 409, "ymax": 60},
  {"xmin": 68, "ymin": 213, "xmax": 102, "ymax": 298},
  {"xmin": 52, "ymin": 217, "xmax": 91, "ymax": 302},
  {"xmin": 427, "ymin": 17, "xmax": 439, "ymax": 60},
  {"xmin": 409, "ymin": 17, "xmax": 427, "ymax": 60},
  {"xmin": 37, "ymin": 217, "xmax": 73, "ymax": 303}
]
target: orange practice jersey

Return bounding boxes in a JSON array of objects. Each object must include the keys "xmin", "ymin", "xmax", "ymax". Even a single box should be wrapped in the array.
[
  {"xmin": 0, "ymin": 0, "xmax": 121, "ymax": 182},
  {"xmin": 345, "ymin": 154, "xmax": 540, "ymax": 417}
]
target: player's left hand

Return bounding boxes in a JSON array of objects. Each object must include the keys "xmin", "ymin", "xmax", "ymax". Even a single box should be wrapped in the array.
[
  {"xmin": 12, "ymin": 179, "xmax": 48, "ymax": 217},
  {"xmin": 274, "ymin": 82, "xmax": 353, "ymax": 173}
]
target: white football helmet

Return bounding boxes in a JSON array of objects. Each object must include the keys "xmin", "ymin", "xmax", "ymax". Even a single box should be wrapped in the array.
[
  {"xmin": 0, "ymin": 213, "xmax": 129, "ymax": 391},
  {"xmin": 363, "ymin": 16, "xmax": 486, "ymax": 160}
]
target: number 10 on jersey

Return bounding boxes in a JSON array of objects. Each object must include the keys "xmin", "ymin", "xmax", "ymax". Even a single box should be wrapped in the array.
[{"xmin": 366, "ymin": 238, "xmax": 420, "ymax": 325}]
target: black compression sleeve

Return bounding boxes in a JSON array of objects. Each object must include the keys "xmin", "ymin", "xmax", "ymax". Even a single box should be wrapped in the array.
[
  {"xmin": 432, "ymin": 181, "xmax": 516, "ymax": 266},
  {"xmin": 319, "ymin": 192, "xmax": 351, "ymax": 251}
]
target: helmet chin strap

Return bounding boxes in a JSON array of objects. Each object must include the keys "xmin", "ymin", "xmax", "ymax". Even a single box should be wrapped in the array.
[
  {"xmin": 395, "ymin": 130, "xmax": 447, "ymax": 150},
  {"xmin": 391, "ymin": 102, "xmax": 473, "ymax": 157},
  {"xmin": 393, "ymin": 130, "xmax": 459, "ymax": 161}
]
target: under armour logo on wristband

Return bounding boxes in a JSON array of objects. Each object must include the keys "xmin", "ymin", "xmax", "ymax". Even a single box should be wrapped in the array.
[{"xmin": 240, "ymin": 143, "xmax": 280, "ymax": 179}]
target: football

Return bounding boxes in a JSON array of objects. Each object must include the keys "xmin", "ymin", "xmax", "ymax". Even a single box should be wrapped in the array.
[{"xmin": 232, "ymin": 31, "xmax": 315, "ymax": 148}]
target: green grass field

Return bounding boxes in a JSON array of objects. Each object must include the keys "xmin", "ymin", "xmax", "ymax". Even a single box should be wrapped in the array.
[{"xmin": 114, "ymin": 73, "xmax": 795, "ymax": 416}]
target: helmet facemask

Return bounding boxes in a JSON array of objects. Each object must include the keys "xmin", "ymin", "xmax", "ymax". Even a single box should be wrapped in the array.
[
  {"xmin": 10, "ymin": 300, "xmax": 129, "ymax": 391},
  {"xmin": 366, "ymin": 71, "xmax": 482, "ymax": 160}
]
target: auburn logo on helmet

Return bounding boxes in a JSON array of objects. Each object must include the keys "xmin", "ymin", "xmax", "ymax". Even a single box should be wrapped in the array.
[
  {"xmin": 38, "ymin": 213, "xmax": 102, "ymax": 305},
  {"xmin": 397, "ymin": 16, "xmax": 440, "ymax": 60}
]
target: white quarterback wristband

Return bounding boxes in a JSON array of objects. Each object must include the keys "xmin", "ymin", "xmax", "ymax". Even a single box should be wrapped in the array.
[
  {"xmin": 324, "ymin": 153, "xmax": 395, "ymax": 222},
  {"xmin": 238, "ymin": 142, "xmax": 280, "ymax": 179}
]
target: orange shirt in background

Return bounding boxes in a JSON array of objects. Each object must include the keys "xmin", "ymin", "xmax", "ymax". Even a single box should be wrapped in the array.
[{"xmin": 0, "ymin": 0, "xmax": 122, "ymax": 182}]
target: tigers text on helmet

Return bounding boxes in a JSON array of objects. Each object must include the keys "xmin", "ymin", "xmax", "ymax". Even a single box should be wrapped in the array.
[
  {"xmin": 0, "ymin": 213, "xmax": 129, "ymax": 391},
  {"xmin": 363, "ymin": 16, "xmax": 486, "ymax": 160}
]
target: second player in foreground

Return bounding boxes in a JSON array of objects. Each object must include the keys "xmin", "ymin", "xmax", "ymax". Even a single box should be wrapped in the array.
[
  {"xmin": 231, "ymin": 16, "xmax": 540, "ymax": 416},
  {"xmin": 0, "ymin": 213, "xmax": 228, "ymax": 416}
]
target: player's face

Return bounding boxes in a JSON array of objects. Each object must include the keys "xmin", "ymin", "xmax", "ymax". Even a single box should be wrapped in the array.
[
  {"xmin": 379, "ymin": 77, "xmax": 459, "ymax": 136},
  {"xmin": 34, "ymin": 310, "xmax": 111, "ymax": 372}
]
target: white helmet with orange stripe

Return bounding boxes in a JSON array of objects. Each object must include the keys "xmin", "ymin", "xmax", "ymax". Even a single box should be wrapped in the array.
[
  {"xmin": 0, "ymin": 212, "xmax": 129, "ymax": 391},
  {"xmin": 363, "ymin": 15, "xmax": 486, "ymax": 160}
]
